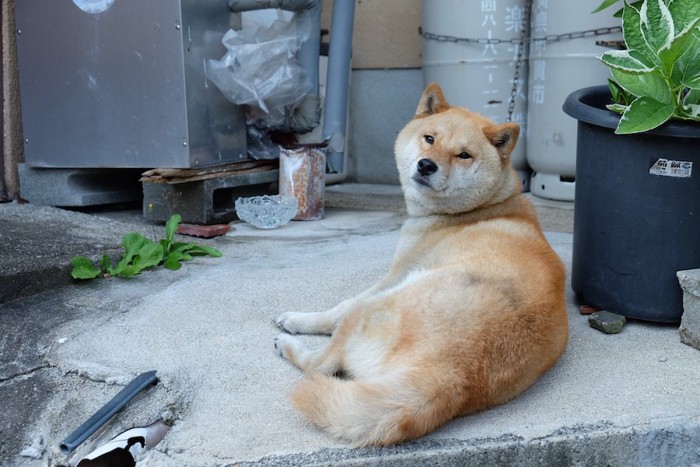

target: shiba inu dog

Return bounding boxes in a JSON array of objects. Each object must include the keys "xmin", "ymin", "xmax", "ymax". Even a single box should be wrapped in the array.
[{"xmin": 274, "ymin": 82, "xmax": 568, "ymax": 446}]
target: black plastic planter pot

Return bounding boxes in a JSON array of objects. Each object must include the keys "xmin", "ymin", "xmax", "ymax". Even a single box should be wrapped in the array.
[{"xmin": 563, "ymin": 86, "xmax": 700, "ymax": 323}]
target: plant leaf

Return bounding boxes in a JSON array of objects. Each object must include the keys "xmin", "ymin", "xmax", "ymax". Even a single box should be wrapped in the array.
[
  {"xmin": 682, "ymin": 89, "xmax": 700, "ymax": 118},
  {"xmin": 132, "ymin": 241, "xmax": 165, "ymax": 270},
  {"xmin": 600, "ymin": 49, "xmax": 654, "ymax": 72},
  {"xmin": 71, "ymin": 256, "xmax": 102, "ymax": 280},
  {"xmin": 122, "ymin": 232, "xmax": 147, "ymax": 251},
  {"xmin": 171, "ymin": 242, "xmax": 196, "ymax": 253},
  {"xmin": 610, "ymin": 68, "xmax": 673, "ymax": 104},
  {"xmin": 100, "ymin": 255, "xmax": 112, "ymax": 273},
  {"xmin": 668, "ymin": 0, "xmax": 700, "ymax": 33},
  {"xmin": 170, "ymin": 242, "xmax": 222, "ymax": 258},
  {"xmin": 609, "ymin": 1, "xmax": 644, "ymax": 18},
  {"xmin": 186, "ymin": 245, "xmax": 223, "ymax": 257},
  {"xmin": 659, "ymin": 19, "xmax": 700, "ymax": 75},
  {"xmin": 163, "ymin": 252, "xmax": 185, "ymax": 271},
  {"xmin": 641, "ymin": 0, "xmax": 675, "ymax": 54},
  {"xmin": 682, "ymin": 104, "xmax": 700, "ymax": 120},
  {"xmin": 592, "ymin": 0, "xmax": 621, "ymax": 13},
  {"xmin": 164, "ymin": 214, "xmax": 182, "ymax": 246},
  {"xmin": 685, "ymin": 88, "xmax": 700, "ymax": 106},
  {"xmin": 113, "ymin": 233, "xmax": 147, "ymax": 274},
  {"xmin": 622, "ymin": 1, "xmax": 659, "ymax": 66},
  {"xmin": 671, "ymin": 28, "xmax": 700, "ymax": 89},
  {"xmin": 608, "ymin": 78, "xmax": 634, "ymax": 105},
  {"xmin": 607, "ymin": 103, "xmax": 629, "ymax": 113},
  {"xmin": 117, "ymin": 240, "xmax": 164, "ymax": 277},
  {"xmin": 609, "ymin": 79, "xmax": 622, "ymax": 103},
  {"xmin": 683, "ymin": 73, "xmax": 700, "ymax": 91},
  {"xmin": 616, "ymin": 96, "xmax": 675, "ymax": 134}
]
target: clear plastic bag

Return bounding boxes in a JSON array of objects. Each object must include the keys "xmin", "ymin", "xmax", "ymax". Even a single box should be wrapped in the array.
[{"xmin": 206, "ymin": 12, "xmax": 312, "ymax": 130}]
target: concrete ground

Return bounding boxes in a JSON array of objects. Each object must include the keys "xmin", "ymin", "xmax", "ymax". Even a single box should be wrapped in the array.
[{"xmin": 1, "ymin": 184, "xmax": 699, "ymax": 466}]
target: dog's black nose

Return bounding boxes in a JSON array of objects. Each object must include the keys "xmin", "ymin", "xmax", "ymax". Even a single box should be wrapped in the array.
[{"xmin": 417, "ymin": 158, "xmax": 438, "ymax": 176}]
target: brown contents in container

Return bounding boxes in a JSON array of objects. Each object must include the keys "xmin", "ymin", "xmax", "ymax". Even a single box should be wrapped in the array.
[{"xmin": 279, "ymin": 146, "xmax": 326, "ymax": 220}]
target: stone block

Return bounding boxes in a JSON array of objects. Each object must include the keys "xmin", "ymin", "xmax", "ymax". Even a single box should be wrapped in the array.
[
  {"xmin": 142, "ymin": 169, "xmax": 279, "ymax": 225},
  {"xmin": 588, "ymin": 311, "xmax": 627, "ymax": 334},
  {"xmin": 677, "ymin": 269, "xmax": 700, "ymax": 350},
  {"xmin": 18, "ymin": 164, "xmax": 142, "ymax": 207}
]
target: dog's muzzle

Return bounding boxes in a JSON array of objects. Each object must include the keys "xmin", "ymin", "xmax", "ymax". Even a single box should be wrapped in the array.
[
  {"xmin": 412, "ymin": 158, "xmax": 439, "ymax": 188},
  {"xmin": 417, "ymin": 158, "xmax": 438, "ymax": 176}
]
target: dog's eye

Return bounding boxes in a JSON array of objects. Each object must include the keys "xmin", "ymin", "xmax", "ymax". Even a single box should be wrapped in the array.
[
  {"xmin": 424, "ymin": 135, "xmax": 435, "ymax": 145},
  {"xmin": 456, "ymin": 152, "xmax": 472, "ymax": 160}
]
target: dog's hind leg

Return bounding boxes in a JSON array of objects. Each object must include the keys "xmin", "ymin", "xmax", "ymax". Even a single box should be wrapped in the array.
[
  {"xmin": 275, "ymin": 309, "xmax": 344, "ymax": 336},
  {"xmin": 275, "ymin": 307, "xmax": 366, "ymax": 373},
  {"xmin": 275, "ymin": 333, "xmax": 344, "ymax": 375}
]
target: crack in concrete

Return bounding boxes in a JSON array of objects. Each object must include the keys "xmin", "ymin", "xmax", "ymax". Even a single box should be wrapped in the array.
[
  {"xmin": 60, "ymin": 367, "xmax": 133, "ymax": 386},
  {"xmin": 528, "ymin": 421, "xmax": 617, "ymax": 443},
  {"xmin": 0, "ymin": 363, "xmax": 50, "ymax": 385}
]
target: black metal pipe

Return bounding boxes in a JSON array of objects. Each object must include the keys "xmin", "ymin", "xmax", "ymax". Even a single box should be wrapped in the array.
[{"xmin": 59, "ymin": 370, "xmax": 159, "ymax": 454}]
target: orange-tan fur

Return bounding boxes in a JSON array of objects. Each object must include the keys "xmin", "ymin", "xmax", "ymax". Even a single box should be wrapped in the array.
[{"xmin": 274, "ymin": 82, "xmax": 568, "ymax": 446}]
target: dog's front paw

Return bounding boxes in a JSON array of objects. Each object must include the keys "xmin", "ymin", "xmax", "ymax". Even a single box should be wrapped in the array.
[{"xmin": 274, "ymin": 312, "xmax": 305, "ymax": 334}]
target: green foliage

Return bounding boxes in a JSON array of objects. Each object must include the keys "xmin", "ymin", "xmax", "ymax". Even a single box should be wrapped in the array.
[
  {"xmin": 592, "ymin": 0, "xmax": 645, "ymax": 17},
  {"xmin": 593, "ymin": 0, "xmax": 622, "ymax": 14},
  {"xmin": 71, "ymin": 214, "xmax": 223, "ymax": 280},
  {"xmin": 70, "ymin": 256, "xmax": 103, "ymax": 280},
  {"xmin": 598, "ymin": 0, "xmax": 700, "ymax": 134}
]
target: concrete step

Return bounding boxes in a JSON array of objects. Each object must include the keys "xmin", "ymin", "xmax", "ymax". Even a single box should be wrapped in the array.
[{"xmin": 1, "ymin": 204, "xmax": 698, "ymax": 466}]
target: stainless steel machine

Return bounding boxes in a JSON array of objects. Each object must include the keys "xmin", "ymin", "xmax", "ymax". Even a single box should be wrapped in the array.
[{"xmin": 15, "ymin": 0, "xmax": 247, "ymax": 169}]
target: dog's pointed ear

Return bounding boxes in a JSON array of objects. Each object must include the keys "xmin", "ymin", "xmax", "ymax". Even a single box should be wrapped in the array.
[
  {"xmin": 483, "ymin": 123, "xmax": 520, "ymax": 158},
  {"xmin": 415, "ymin": 82, "xmax": 450, "ymax": 117}
]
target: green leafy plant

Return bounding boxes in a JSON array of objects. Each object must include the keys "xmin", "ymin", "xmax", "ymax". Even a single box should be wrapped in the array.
[
  {"xmin": 592, "ymin": 0, "xmax": 642, "ymax": 16},
  {"xmin": 71, "ymin": 214, "xmax": 222, "ymax": 280},
  {"xmin": 596, "ymin": 0, "xmax": 700, "ymax": 134}
]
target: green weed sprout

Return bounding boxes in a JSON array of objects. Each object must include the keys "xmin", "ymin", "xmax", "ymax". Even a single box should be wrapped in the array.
[{"xmin": 71, "ymin": 214, "xmax": 222, "ymax": 280}]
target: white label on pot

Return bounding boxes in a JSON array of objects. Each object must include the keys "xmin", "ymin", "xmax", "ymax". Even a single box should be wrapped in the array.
[{"xmin": 649, "ymin": 159, "xmax": 692, "ymax": 178}]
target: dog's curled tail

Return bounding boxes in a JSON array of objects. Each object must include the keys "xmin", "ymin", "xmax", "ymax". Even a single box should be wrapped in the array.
[{"xmin": 291, "ymin": 372, "xmax": 456, "ymax": 446}]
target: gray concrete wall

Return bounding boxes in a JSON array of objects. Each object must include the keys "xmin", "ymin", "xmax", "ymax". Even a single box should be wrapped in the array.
[{"xmin": 346, "ymin": 68, "xmax": 424, "ymax": 184}]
